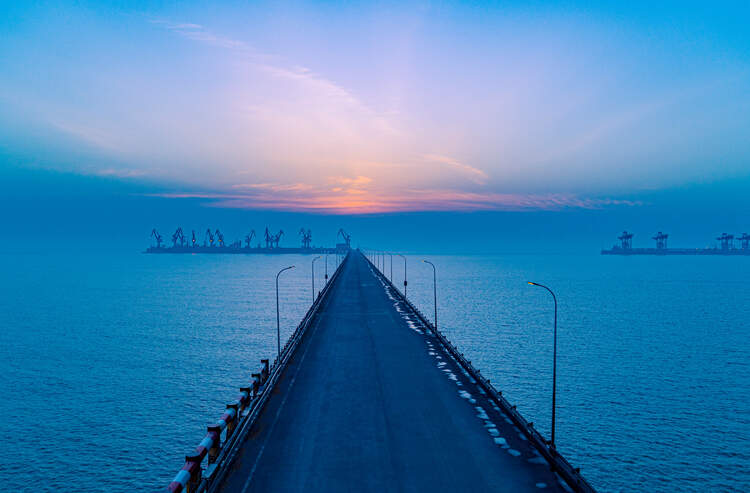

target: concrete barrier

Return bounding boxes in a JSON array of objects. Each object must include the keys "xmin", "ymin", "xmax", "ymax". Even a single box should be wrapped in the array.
[{"xmin": 167, "ymin": 359, "xmax": 265, "ymax": 492}]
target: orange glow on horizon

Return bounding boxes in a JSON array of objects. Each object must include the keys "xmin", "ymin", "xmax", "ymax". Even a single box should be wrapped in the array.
[{"xmin": 150, "ymin": 187, "xmax": 641, "ymax": 215}]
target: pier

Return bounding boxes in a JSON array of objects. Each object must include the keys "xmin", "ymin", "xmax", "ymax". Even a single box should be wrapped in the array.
[
  {"xmin": 168, "ymin": 250, "xmax": 594, "ymax": 492},
  {"xmin": 146, "ymin": 227, "xmax": 352, "ymax": 254},
  {"xmin": 602, "ymin": 230, "xmax": 750, "ymax": 255}
]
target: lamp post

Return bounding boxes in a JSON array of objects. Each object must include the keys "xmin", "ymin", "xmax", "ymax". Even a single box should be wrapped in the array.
[
  {"xmin": 275, "ymin": 266, "xmax": 295, "ymax": 359},
  {"xmin": 423, "ymin": 260, "xmax": 437, "ymax": 331},
  {"xmin": 527, "ymin": 281, "xmax": 558, "ymax": 449},
  {"xmin": 312, "ymin": 256, "xmax": 321, "ymax": 302},
  {"xmin": 325, "ymin": 254, "xmax": 328, "ymax": 284},
  {"xmin": 396, "ymin": 254, "xmax": 407, "ymax": 298},
  {"xmin": 388, "ymin": 253, "xmax": 393, "ymax": 282}
]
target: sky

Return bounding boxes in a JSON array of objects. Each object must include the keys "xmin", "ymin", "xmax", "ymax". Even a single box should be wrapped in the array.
[{"xmin": 1, "ymin": 1, "xmax": 749, "ymax": 252}]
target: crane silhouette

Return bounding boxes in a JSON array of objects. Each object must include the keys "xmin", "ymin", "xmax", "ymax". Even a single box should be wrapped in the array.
[
  {"xmin": 299, "ymin": 228, "xmax": 312, "ymax": 249},
  {"xmin": 739, "ymin": 233, "xmax": 750, "ymax": 250},
  {"xmin": 204, "ymin": 228, "xmax": 215, "ymax": 247},
  {"xmin": 151, "ymin": 229, "xmax": 163, "ymax": 248},
  {"xmin": 617, "ymin": 231, "xmax": 633, "ymax": 250},
  {"xmin": 652, "ymin": 232, "xmax": 668, "ymax": 250},
  {"xmin": 271, "ymin": 230, "xmax": 284, "ymax": 248},
  {"xmin": 215, "ymin": 229, "xmax": 225, "ymax": 247},
  {"xmin": 337, "ymin": 228, "xmax": 351, "ymax": 247},
  {"xmin": 717, "ymin": 233, "xmax": 734, "ymax": 251},
  {"xmin": 245, "ymin": 230, "xmax": 256, "ymax": 248},
  {"xmin": 171, "ymin": 227, "xmax": 185, "ymax": 247}
]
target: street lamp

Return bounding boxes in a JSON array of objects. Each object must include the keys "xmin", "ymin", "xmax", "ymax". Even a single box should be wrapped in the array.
[
  {"xmin": 527, "ymin": 281, "xmax": 558, "ymax": 449},
  {"xmin": 324, "ymin": 254, "xmax": 328, "ymax": 284},
  {"xmin": 423, "ymin": 260, "xmax": 437, "ymax": 331},
  {"xmin": 396, "ymin": 254, "xmax": 407, "ymax": 298},
  {"xmin": 275, "ymin": 266, "xmax": 295, "ymax": 359},
  {"xmin": 312, "ymin": 256, "xmax": 321, "ymax": 302},
  {"xmin": 388, "ymin": 252, "xmax": 393, "ymax": 282}
]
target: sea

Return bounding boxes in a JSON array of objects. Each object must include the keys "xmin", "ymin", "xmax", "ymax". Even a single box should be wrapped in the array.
[{"xmin": 1, "ymin": 249, "xmax": 748, "ymax": 492}]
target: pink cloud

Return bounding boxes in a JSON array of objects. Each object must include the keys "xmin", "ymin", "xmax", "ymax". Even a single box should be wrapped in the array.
[{"xmin": 150, "ymin": 183, "xmax": 640, "ymax": 215}]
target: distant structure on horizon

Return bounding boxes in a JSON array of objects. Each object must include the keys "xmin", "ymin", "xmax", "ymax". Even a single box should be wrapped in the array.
[
  {"xmin": 602, "ymin": 231, "xmax": 750, "ymax": 255},
  {"xmin": 145, "ymin": 227, "xmax": 352, "ymax": 254}
]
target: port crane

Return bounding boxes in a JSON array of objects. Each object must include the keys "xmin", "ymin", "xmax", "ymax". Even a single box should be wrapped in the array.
[
  {"xmin": 151, "ymin": 229, "xmax": 163, "ymax": 248},
  {"xmin": 215, "ymin": 229, "xmax": 225, "ymax": 247},
  {"xmin": 740, "ymin": 233, "xmax": 750, "ymax": 250},
  {"xmin": 338, "ymin": 228, "xmax": 351, "ymax": 248},
  {"xmin": 204, "ymin": 229, "xmax": 215, "ymax": 247},
  {"xmin": 245, "ymin": 230, "xmax": 256, "ymax": 248},
  {"xmin": 264, "ymin": 227, "xmax": 272, "ymax": 248},
  {"xmin": 652, "ymin": 232, "xmax": 668, "ymax": 250},
  {"xmin": 172, "ymin": 227, "xmax": 185, "ymax": 247},
  {"xmin": 299, "ymin": 228, "xmax": 312, "ymax": 249},
  {"xmin": 717, "ymin": 233, "xmax": 734, "ymax": 251},
  {"xmin": 191, "ymin": 230, "xmax": 197, "ymax": 247},
  {"xmin": 617, "ymin": 231, "xmax": 633, "ymax": 250},
  {"xmin": 271, "ymin": 230, "xmax": 284, "ymax": 248}
]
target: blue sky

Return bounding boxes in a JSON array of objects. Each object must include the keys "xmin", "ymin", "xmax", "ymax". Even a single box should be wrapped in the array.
[{"xmin": 1, "ymin": 1, "xmax": 749, "ymax": 250}]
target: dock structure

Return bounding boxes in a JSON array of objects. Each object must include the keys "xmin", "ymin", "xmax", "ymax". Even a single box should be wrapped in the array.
[
  {"xmin": 145, "ymin": 245, "xmax": 340, "ymax": 254},
  {"xmin": 168, "ymin": 250, "xmax": 594, "ymax": 493},
  {"xmin": 602, "ymin": 230, "xmax": 750, "ymax": 255}
]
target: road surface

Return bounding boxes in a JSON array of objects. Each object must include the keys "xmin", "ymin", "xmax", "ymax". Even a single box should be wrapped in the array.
[{"xmin": 218, "ymin": 251, "xmax": 565, "ymax": 492}]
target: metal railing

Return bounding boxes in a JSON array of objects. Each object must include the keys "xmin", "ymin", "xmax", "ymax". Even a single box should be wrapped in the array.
[
  {"xmin": 362, "ymin": 249, "xmax": 596, "ymax": 493},
  {"xmin": 167, "ymin": 251, "xmax": 350, "ymax": 492}
]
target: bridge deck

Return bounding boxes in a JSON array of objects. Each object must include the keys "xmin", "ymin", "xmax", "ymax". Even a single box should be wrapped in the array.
[{"xmin": 218, "ymin": 251, "xmax": 565, "ymax": 492}]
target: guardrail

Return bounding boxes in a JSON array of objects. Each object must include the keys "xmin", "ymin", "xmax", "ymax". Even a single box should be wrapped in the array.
[
  {"xmin": 362, "ymin": 249, "xmax": 596, "ymax": 493},
  {"xmin": 167, "ymin": 251, "xmax": 350, "ymax": 492}
]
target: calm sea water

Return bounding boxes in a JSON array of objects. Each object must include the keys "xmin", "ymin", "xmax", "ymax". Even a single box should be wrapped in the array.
[{"xmin": 1, "ymin": 250, "xmax": 748, "ymax": 492}]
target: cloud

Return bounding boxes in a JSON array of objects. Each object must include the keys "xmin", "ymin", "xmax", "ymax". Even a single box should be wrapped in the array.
[
  {"xmin": 93, "ymin": 168, "xmax": 150, "ymax": 178},
  {"xmin": 31, "ymin": 16, "xmax": 689, "ymax": 215},
  {"xmin": 150, "ymin": 182, "xmax": 640, "ymax": 215},
  {"xmin": 422, "ymin": 154, "xmax": 488, "ymax": 184},
  {"xmin": 328, "ymin": 176, "xmax": 373, "ymax": 187},
  {"xmin": 150, "ymin": 20, "xmax": 252, "ymax": 51},
  {"xmin": 231, "ymin": 182, "xmax": 315, "ymax": 192}
]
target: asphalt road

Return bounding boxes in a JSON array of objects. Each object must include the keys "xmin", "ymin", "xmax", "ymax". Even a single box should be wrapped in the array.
[{"xmin": 218, "ymin": 251, "xmax": 566, "ymax": 492}]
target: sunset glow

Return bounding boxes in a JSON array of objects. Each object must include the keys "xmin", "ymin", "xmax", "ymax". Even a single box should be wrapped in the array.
[{"xmin": 2, "ymin": 2, "xmax": 749, "ymax": 214}]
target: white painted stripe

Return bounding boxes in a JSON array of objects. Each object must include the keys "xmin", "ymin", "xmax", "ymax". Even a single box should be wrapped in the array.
[{"xmin": 173, "ymin": 469, "xmax": 191, "ymax": 486}]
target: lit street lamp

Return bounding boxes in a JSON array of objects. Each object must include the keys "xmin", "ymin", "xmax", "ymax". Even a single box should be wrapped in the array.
[
  {"xmin": 275, "ymin": 265, "xmax": 295, "ymax": 359},
  {"xmin": 423, "ymin": 260, "xmax": 437, "ymax": 331},
  {"xmin": 527, "ymin": 281, "xmax": 558, "ymax": 449}
]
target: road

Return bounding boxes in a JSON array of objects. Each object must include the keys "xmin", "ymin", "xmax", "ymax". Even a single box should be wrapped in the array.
[{"xmin": 218, "ymin": 251, "xmax": 565, "ymax": 492}]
